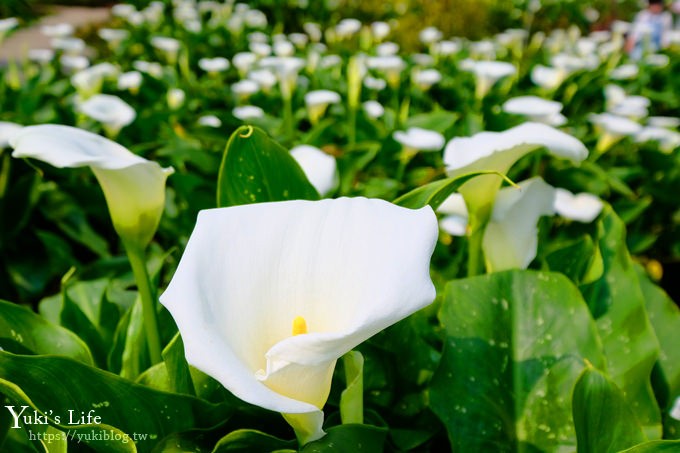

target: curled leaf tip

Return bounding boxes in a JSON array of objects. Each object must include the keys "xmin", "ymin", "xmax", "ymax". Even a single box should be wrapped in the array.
[
  {"xmin": 239, "ymin": 125, "xmax": 254, "ymax": 138},
  {"xmin": 583, "ymin": 358, "xmax": 594, "ymax": 369}
]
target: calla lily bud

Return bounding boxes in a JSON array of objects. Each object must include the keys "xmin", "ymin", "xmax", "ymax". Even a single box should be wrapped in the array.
[
  {"xmin": 10, "ymin": 125, "xmax": 173, "ymax": 251},
  {"xmin": 160, "ymin": 198, "xmax": 437, "ymax": 444}
]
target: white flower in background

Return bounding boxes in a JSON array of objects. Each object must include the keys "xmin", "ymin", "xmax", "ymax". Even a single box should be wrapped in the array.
[
  {"xmin": 461, "ymin": 60, "xmax": 516, "ymax": 99},
  {"xmin": 393, "ymin": 127, "xmax": 445, "ymax": 156},
  {"xmin": 530, "ymin": 65, "xmax": 565, "ymax": 91},
  {"xmin": 289, "ymin": 33, "xmax": 309, "ymax": 48},
  {"xmin": 433, "ymin": 40, "xmax": 461, "ymax": 57},
  {"xmin": 437, "ymin": 192, "xmax": 468, "ymax": 237},
  {"xmin": 376, "ymin": 42, "xmax": 399, "ymax": 56},
  {"xmin": 553, "ymin": 188, "xmax": 603, "ymax": 223},
  {"xmin": 589, "ymin": 30, "xmax": 611, "ymax": 43},
  {"xmin": 198, "ymin": 115, "xmax": 222, "ymax": 128},
  {"xmin": 589, "ymin": 113, "xmax": 642, "ymax": 153},
  {"xmin": 648, "ymin": 116, "xmax": 680, "ymax": 129},
  {"xmin": 319, "ymin": 54, "xmax": 342, "ymax": 69},
  {"xmin": 608, "ymin": 95, "xmax": 650, "ymax": 120},
  {"xmin": 304, "ymin": 90, "xmax": 341, "ymax": 125},
  {"xmin": 411, "ymin": 53, "xmax": 434, "ymax": 67},
  {"xmin": 413, "ymin": 68, "xmax": 442, "ymax": 90},
  {"xmin": 419, "ymin": 26, "xmax": 443, "ymax": 45},
  {"xmin": 0, "ymin": 17, "xmax": 19, "ymax": 42},
  {"xmin": 11, "ymin": 125, "xmax": 173, "ymax": 250},
  {"xmin": 636, "ymin": 127, "xmax": 680, "ymax": 153},
  {"xmin": 133, "ymin": 60, "xmax": 163, "ymax": 78},
  {"xmin": 51, "ymin": 37, "xmax": 86, "ymax": 54},
  {"xmin": 233, "ymin": 52, "xmax": 258, "ymax": 78},
  {"xmin": 609, "ymin": 63, "xmax": 639, "ymax": 80},
  {"xmin": 159, "ymin": 197, "xmax": 437, "ymax": 444},
  {"xmin": 370, "ymin": 21, "xmax": 390, "ymax": 42},
  {"xmin": 604, "ymin": 84, "xmax": 627, "ymax": 111},
  {"xmin": 259, "ymin": 56, "xmax": 306, "ymax": 100},
  {"xmin": 59, "ymin": 55, "xmax": 90, "ymax": 73},
  {"xmin": 0, "ymin": 122, "xmax": 22, "ymax": 148},
  {"xmin": 244, "ymin": 9, "xmax": 268, "ymax": 28},
  {"xmin": 198, "ymin": 57, "xmax": 231, "ymax": 75},
  {"xmin": 117, "ymin": 71, "xmax": 143, "ymax": 94},
  {"xmin": 290, "ymin": 145, "xmax": 338, "ymax": 196},
  {"xmin": 151, "ymin": 36, "xmax": 181, "ymax": 63},
  {"xmin": 362, "ymin": 100, "xmax": 384, "ymax": 119},
  {"xmin": 232, "ymin": 79, "xmax": 260, "ymax": 100},
  {"xmin": 250, "ymin": 42, "xmax": 272, "ymax": 58},
  {"xmin": 443, "ymin": 122, "xmax": 587, "ymax": 231},
  {"xmin": 643, "ymin": 54, "xmax": 669, "ymax": 68},
  {"xmin": 502, "ymin": 96, "xmax": 566, "ymax": 126},
  {"xmin": 71, "ymin": 62, "xmax": 119, "ymax": 98},
  {"xmin": 273, "ymin": 40, "xmax": 295, "ymax": 57},
  {"xmin": 78, "ymin": 94, "xmax": 136, "ymax": 138},
  {"xmin": 41, "ymin": 22, "xmax": 74, "ymax": 38},
  {"xmin": 469, "ymin": 40, "xmax": 497, "ymax": 59},
  {"xmin": 167, "ymin": 88, "xmax": 186, "ymax": 110},
  {"xmin": 232, "ymin": 105, "xmax": 265, "ymax": 120},
  {"xmin": 335, "ymin": 18, "xmax": 362, "ymax": 39},
  {"xmin": 575, "ymin": 38, "xmax": 598, "ymax": 57},
  {"xmin": 363, "ymin": 75, "xmax": 387, "ymax": 91},
  {"xmin": 248, "ymin": 69, "xmax": 277, "ymax": 92},
  {"xmin": 111, "ymin": 3, "xmax": 137, "ymax": 19},
  {"xmin": 98, "ymin": 28, "xmax": 129, "ymax": 49},
  {"xmin": 303, "ymin": 22, "xmax": 322, "ymax": 42},
  {"xmin": 367, "ymin": 55, "xmax": 405, "ymax": 88},
  {"xmin": 27, "ymin": 48, "xmax": 55, "ymax": 64}
]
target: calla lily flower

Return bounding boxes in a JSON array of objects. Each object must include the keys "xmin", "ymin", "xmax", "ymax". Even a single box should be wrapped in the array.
[
  {"xmin": 0, "ymin": 122, "xmax": 22, "ymax": 149},
  {"xmin": 482, "ymin": 178, "xmax": 555, "ymax": 271},
  {"xmin": 502, "ymin": 96, "xmax": 566, "ymax": 126},
  {"xmin": 10, "ymin": 125, "xmax": 173, "ymax": 251},
  {"xmin": 443, "ymin": 122, "xmax": 587, "ymax": 225},
  {"xmin": 289, "ymin": 145, "xmax": 338, "ymax": 196},
  {"xmin": 304, "ymin": 90, "xmax": 341, "ymax": 125},
  {"xmin": 461, "ymin": 60, "xmax": 516, "ymax": 99},
  {"xmin": 553, "ymin": 188, "xmax": 603, "ymax": 223},
  {"xmin": 78, "ymin": 94, "xmax": 136, "ymax": 138},
  {"xmin": 437, "ymin": 179, "xmax": 557, "ymax": 271},
  {"xmin": 159, "ymin": 198, "xmax": 437, "ymax": 444},
  {"xmin": 588, "ymin": 113, "xmax": 642, "ymax": 153},
  {"xmin": 233, "ymin": 105, "xmax": 265, "ymax": 120},
  {"xmin": 393, "ymin": 127, "xmax": 445, "ymax": 154}
]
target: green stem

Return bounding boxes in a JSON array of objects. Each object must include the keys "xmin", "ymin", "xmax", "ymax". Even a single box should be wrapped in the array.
[
  {"xmin": 125, "ymin": 244, "xmax": 162, "ymax": 364},
  {"xmin": 347, "ymin": 105, "xmax": 357, "ymax": 148},
  {"xmin": 283, "ymin": 94, "xmax": 294, "ymax": 141},
  {"xmin": 467, "ymin": 215, "xmax": 485, "ymax": 277}
]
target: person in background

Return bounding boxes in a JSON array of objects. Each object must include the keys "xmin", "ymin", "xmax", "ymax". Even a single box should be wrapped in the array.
[{"xmin": 625, "ymin": 0, "xmax": 673, "ymax": 59}]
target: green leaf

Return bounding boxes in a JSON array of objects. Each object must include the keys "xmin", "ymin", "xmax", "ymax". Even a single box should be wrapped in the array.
[
  {"xmin": 572, "ymin": 366, "xmax": 647, "ymax": 453},
  {"xmin": 0, "ymin": 352, "xmax": 233, "ymax": 452},
  {"xmin": 581, "ymin": 206, "xmax": 662, "ymax": 438},
  {"xmin": 430, "ymin": 270, "xmax": 606, "ymax": 451},
  {"xmin": 300, "ymin": 424, "xmax": 387, "ymax": 452},
  {"xmin": 405, "ymin": 110, "xmax": 458, "ymax": 134},
  {"xmin": 635, "ymin": 265, "xmax": 680, "ymax": 405},
  {"xmin": 0, "ymin": 299, "xmax": 93, "ymax": 365},
  {"xmin": 340, "ymin": 351, "xmax": 364, "ymax": 425},
  {"xmin": 108, "ymin": 297, "xmax": 148, "ymax": 379},
  {"xmin": 216, "ymin": 126, "xmax": 319, "ymax": 207},
  {"xmin": 393, "ymin": 171, "xmax": 511, "ymax": 210},
  {"xmin": 162, "ymin": 333, "xmax": 195, "ymax": 396},
  {"xmin": 212, "ymin": 429, "xmax": 295, "ymax": 452}
]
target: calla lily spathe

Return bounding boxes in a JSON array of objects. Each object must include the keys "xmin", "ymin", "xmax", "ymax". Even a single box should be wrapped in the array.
[
  {"xmin": 159, "ymin": 198, "xmax": 438, "ymax": 444},
  {"xmin": 10, "ymin": 124, "xmax": 173, "ymax": 250}
]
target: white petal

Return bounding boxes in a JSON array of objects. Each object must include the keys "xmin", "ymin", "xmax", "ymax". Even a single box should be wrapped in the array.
[
  {"xmin": 440, "ymin": 215, "xmax": 468, "ymax": 236},
  {"xmin": 10, "ymin": 124, "xmax": 146, "ymax": 169},
  {"xmin": 160, "ymin": 198, "xmax": 437, "ymax": 415},
  {"xmin": 290, "ymin": 145, "xmax": 337, "ymax": 196},
  {"xmin": 0, "ymin": 122, "xmax": 22, "ymax": 148},
  {"xmin": 483, "ymin": 178, "xmax": 555, "ymax": 271},
  {"xmin": 554, "ymin": 188, "xmax": 603, "ymax": 223}
]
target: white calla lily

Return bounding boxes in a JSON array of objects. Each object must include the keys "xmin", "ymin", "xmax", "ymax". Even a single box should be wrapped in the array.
[
  {"xmin": 483, "ymin": 178, "xmax": 555, "ymax": 271},
  {"xmin": 444, "ymin": 122, "xmax": 587, "ymax": 222},
  {"xmin": 10, "ymin": 125, "xmax": 173, "ymax": 250},
  {"xmin": 78, "ymin": 94, "xmax": 136, "ymax": 138},
  {"xmin": 290, "ymin": 145, "xmax": 338, "ymax": 196},
  {"xmin": 553, "ymin": 188, "xmax": 603, "ymax": 223},
  {"xmin": 159, "ymin": 198, "xmax": 437, "ymax": 444},
  {"xmin": 0, "ymin": 122, "xmax": 22, "ymax": 148}
]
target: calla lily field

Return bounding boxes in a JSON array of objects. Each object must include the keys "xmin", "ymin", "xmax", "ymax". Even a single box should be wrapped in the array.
[{"xmin": 0, "ymin": 0, "xmax": 680, "ymax": 451}]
